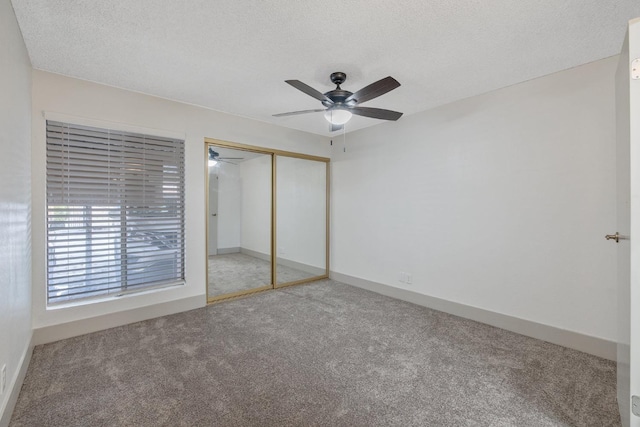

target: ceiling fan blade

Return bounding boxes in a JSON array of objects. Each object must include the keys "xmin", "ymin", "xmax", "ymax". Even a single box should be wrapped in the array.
[
  {"xmin": 330, "ymin": 123, "xmax": 344, "ymax": 132},
  {"xmin": 273, "ymin": 109, "xmax": 326, "ymax": 117},
  {"xmin": 219, "ymin": 157, "xmax": 244, "ymax": 160},
  {"xmin": 285, "ymin": 80, "xmax": 333, "ymax": 104},
  {"xmin": 350, "ymin": 106, "xmax": 403, "ymax": 121},
  {"xmin": 345, "ymin": 76, "xmax": 400, "ymax": 104}
]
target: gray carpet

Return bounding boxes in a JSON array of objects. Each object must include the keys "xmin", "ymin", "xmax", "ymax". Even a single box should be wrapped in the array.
[
  {"xmin": 208, "ymin": 253, "xmax": 315, "ymax": 297},
  {"xmin": 11, "ymin": 280, "xmax": 620, "ymax": 426}
]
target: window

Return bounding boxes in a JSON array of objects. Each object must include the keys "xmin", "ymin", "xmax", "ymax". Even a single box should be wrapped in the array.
[{"xmin": 46, "ymin": 120, "xmax": 185, "ymax": 304}]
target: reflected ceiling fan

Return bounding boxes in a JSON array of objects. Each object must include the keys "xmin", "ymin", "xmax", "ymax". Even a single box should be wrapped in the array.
[
  {"xmin": 208, "ymin": 147, "xmax": 243, "ymax": 166},
  {"xmin": 273, "ymin": 72, "xmax": 403, "ymax": 131}
]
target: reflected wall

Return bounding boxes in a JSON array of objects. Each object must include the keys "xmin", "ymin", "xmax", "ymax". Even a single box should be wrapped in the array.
[{"xmin": 276, "ymin": 156, "xmax": 327, "ymax": 285}]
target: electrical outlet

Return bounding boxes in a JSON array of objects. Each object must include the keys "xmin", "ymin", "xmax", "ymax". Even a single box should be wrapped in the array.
[
  {"xmin": 1, "ymin": 364, "xmax": 6, "ymax": 394},
  {"xmin": 399, "ymin": 272, "xmax": 413, "ymax": 284}
]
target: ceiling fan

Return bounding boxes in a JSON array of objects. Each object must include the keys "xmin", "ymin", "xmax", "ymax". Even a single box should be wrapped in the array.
[
  {"xmin": 273, "ymin": 72, "xmax": 403, "ymax": 132},
  {"xmin": 208, "ymin": 147, "xmax": 244, "ymax": 165}
]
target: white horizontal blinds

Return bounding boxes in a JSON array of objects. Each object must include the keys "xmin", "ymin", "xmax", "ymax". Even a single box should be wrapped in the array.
[{"xmin": 46, "ymin": 120, "xmax": 185, "ymax": 304}]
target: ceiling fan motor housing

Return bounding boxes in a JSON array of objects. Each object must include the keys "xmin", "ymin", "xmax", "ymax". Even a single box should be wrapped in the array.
[
  {"xmin": 324, "ymin": 72, "xmax": 356, "ymax": 108},
  {"xmin": 322, "ymin": 90, "xmax": 355, "ymax": 108}
]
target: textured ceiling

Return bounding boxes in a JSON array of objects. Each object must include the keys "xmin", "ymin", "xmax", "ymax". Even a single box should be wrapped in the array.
[{"xmin": 11, "ymin": 0, "xmax": 640, "ymax": 136}]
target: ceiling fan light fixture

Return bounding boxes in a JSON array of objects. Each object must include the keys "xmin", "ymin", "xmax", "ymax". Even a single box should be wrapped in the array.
[
  {"xmin": 208, "ymin": 159, "xmax": 217, "ymax": 167},
  {"xmin": 324, "ymin": 109, "xmax": 352, "ymax": 125}
]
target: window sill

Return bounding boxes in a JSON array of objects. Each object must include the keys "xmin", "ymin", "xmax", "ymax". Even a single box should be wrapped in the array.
[{"xmin": 45, "ymin": 280, "xmax": 186, "ymax": 311}]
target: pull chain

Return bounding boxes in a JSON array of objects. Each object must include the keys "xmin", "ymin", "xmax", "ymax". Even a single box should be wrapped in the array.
[{"xmin": 343, "ymin": 125, "xmax": 346, "ymax": 152}]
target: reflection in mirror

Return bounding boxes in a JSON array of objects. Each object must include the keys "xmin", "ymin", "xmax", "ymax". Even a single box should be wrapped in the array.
[
  {"xmin": 208, "ymin": 146, "xmax": 272, "ymax": 298},
  {"xmin": 276, "ymin": 156, "xmax": 327, "ymax": 285}
]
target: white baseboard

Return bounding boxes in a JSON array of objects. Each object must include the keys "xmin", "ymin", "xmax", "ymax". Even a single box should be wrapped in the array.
[
  {"xmin": 33, "ymin": 295, "xmax": 204, "ymax": 346},
  {"xmin": 240, "ymin": 248, "xmax": 325, "ymax": 276},
  {"xmin": 216, "ymin": 247, "xmax": 240, "ymax": 255},
  {"xmin": 0, "ymin": 333, "xmax": 34, "ymax": 427},
  {"xmin": 330, "ymin": 272, "xmax": 617, "ymax": 361},
  {"xmin": 277, "ymin": 258, "xmax": 325, "ymax": 276},
  {"xmin": 240, "ymin": 247, "xmax": 270, "ymax": 261}
]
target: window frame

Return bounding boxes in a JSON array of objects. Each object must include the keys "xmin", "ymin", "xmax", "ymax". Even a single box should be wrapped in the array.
[{"xmin": 45, "ymin": 119, "xmax": 186, "ymax": 306}]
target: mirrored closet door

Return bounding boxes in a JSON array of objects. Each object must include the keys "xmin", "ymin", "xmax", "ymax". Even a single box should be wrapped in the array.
[
  {"xmin": 205, "ymin": 139, "xmax": 329, "ymax": 303},
  {"xmin": 275, "ymin": 156, "xmax": 327, "ymax": 286},
  {"xmin": 206, "ymin": 144, "xmax": 273, "ymax": 301}
]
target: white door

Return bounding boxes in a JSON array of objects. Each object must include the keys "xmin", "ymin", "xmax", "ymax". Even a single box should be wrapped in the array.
[
  {"xmin": 616, "ymin": 17, "xmax": 640, "ymax": 427},
  {"xmin": 208, "ymin": 171, "xmax": 219, "ymax": 256}
]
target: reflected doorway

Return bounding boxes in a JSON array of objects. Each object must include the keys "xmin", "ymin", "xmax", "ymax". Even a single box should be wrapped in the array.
[{"xmin": 208, "ymin": 171, "xmax": 218, "ymax": 256}]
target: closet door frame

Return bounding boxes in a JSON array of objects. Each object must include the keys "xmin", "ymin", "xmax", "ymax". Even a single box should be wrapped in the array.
[{"xmin": 204, "ymin": 137, "xmax": 330, "ymax": 303}]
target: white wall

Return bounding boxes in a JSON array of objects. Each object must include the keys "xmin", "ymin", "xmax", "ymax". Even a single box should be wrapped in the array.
[
  {"xmin": 276, "ymin": 156, "xmax": 326, "ymax": 268},
  {"xmin": 215, "ymin": 162, "xmax": 242, "ymax": 250},
  {"xmin": 31, "ymin": 70, "xmax": 329, "ymax": 335},
  {"xmin": 0, "ymin": 0, "xmax": 32, "ymax": 422},
  {"xmin": 331, "ymin": 56, "xmax": 618, "ymax": 342},
  {"xmin": 240, "ymin": 155, "xmax": 272, "ymax": 255}
]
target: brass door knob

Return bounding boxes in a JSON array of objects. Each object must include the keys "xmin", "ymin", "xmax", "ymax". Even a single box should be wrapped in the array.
[{"xmin": 605, "ymin": 232, "xmax": 629, "ymax": 242}]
